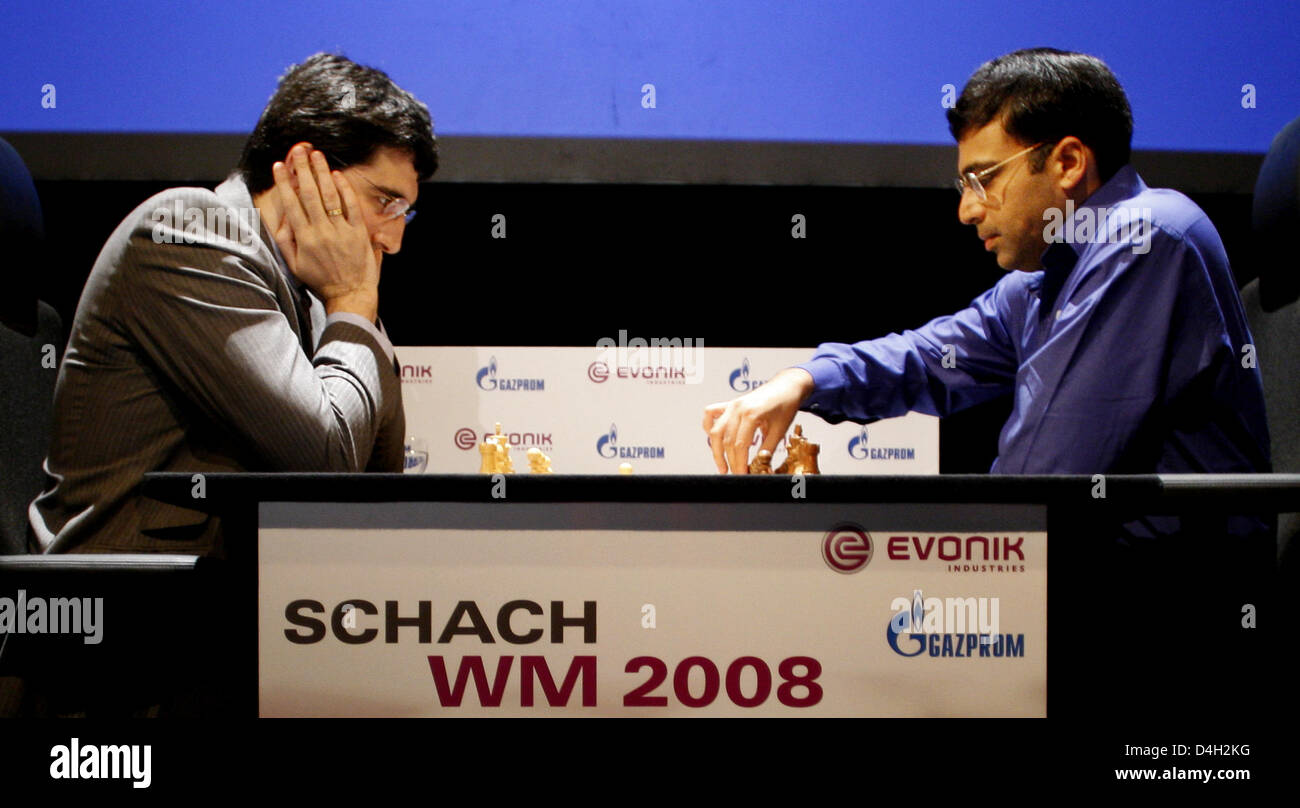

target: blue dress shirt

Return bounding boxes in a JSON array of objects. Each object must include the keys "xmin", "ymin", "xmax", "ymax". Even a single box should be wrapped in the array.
[{"xmin": 797, "ymin": 165, "xmax": 1271, "ymax": 476}]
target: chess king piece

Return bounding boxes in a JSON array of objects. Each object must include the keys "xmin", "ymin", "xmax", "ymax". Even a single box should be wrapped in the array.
[
  {"xmin": 493, "ymin": 423, "xmax": 514, "ymax": 473},
  {"xmin": 775, "ymin": 424, "xmax": 820, "ymax": 475},
  {"xmin": 527, "ymin": 447, "xmax": 553, "ymax": 474},
  {"xmin": 748, "ymin": 449, "xmax": 774, "ymax": 475},
  {"xmin": 479, "ymin": 423, "xmax": 515, "ymax": 473}
]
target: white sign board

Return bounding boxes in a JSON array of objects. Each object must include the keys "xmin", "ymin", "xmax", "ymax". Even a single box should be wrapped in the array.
[
  {"xmin": 396, "ymin": 346, "xmax": 938, "ymax": 475},
  {"xmin": 259, "ymin": 502, "xmax": 1045, "ymax": 717}
]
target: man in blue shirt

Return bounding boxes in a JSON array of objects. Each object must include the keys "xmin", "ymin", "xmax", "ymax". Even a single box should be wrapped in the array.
[{"xmin": 704, "ymin": 48, "xmax": 1270, "ymax": 480}]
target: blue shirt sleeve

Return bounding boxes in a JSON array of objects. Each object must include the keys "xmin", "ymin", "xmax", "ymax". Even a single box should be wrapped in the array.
[{"xmin": 795, "ymin": 272, "xmax": 1028, "ymax": 425}]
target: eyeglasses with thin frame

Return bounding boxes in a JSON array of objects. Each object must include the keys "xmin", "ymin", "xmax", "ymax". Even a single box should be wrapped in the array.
[
  {"xmin": 954, "ymin": 142, "xmax": 1049, "ymax": 202},
  {"xmin": 348, "ymin": 169, "xmax": 417, "ymax": 224},
  {"xmin": 319, "ymin": 152, "xmax": 417, "ymax": 224}
]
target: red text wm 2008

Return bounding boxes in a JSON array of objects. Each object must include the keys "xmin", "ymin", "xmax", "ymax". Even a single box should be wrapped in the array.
[{"xmin": 428, "ymin": 655, "xmax": 822, "ymax": 709}]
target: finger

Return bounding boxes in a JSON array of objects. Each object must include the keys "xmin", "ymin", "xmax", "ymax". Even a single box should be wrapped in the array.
[
  {"xmin": 705, "ymin": 404, "xmax": 730, "ymax": 473},
  {"xmin": 759, "ymin": 414, "xmax": 788, "ymax": 456},
  {"xmin": 288, "ymin": 141, "xmax": 310, "ymax": 192},
  {"xmin": 702, "ymin": 402, "xmax": 725, "ymax": 433},
  {"xmin": 272, "ymin": 161, "xmax": 310, "ymax": 238},
  {"xmin": 272, "ymin": 214, "xmax": 297, "ymax": 271},
  {"xmin": 290, "ymin": 146, "xmax": 326, "ymax": 223},
  {"xmin": 728, "ymin": 413, "xmax": 758, "ymax": 475},
  {"xmin": 333, "ymin": 171, "xmax": 364, "ymax": 227},
  {"xmin": 312, "ymin": 151, "xmax": 344, "ymax": 223}
]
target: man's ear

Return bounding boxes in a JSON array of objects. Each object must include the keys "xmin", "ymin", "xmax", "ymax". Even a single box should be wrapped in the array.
[{"xmin": 1054, "ymin": 137, "xmax": 1095, "ymax": 196}]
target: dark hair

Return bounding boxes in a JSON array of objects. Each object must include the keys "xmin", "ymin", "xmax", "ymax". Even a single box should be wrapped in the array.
[
  {"xmin": 238, "ymin": 53, "xmax": 437, "ymax": 193},
  {"xmin": 947, "ymin": 48, "xmax": 1133, "ymax": 182}
]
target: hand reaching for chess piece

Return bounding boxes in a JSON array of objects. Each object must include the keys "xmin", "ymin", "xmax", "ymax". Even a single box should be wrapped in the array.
[{"xmin": 702, "ymin": 368, "xmax": 815, "ymax": 474}]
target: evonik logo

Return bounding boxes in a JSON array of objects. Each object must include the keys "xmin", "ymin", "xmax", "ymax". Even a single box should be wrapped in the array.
[
  {"xmin": 593, "ymin": 330, "xmax": 704, "ymax": 385},
  {"xmin": 401, "ymin": 364, "xmax": 434, "ymax": 384},
  {"xmin": 457, "ymin": 426, "xmax": 553, "ymax": 451},
  {"xmin": 822, "ymin": 524, "xmax": 873, "ymax": 573}
]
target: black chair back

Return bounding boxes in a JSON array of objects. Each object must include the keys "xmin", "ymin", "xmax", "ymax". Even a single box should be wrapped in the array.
[
  {"xmin": 0, "ymin": 136, "xmax": 62, "ymax": 555},
  {"xmin": 1241, "ymin": 115, "xmax": 1300, "ymax": 573}
]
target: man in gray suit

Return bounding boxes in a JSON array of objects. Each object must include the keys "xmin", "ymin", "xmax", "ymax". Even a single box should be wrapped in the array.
[{"xmin": 30, "ymin": 54, "xmax": 437, "ymax": 554}]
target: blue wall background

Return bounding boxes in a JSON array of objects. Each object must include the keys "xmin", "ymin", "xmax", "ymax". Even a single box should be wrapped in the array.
[{"xmin": 2, "ymin": 1, "xmax": 1297, "ymax": 151}]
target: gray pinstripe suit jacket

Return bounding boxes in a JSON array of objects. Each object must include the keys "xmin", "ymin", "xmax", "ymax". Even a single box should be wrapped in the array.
[{"xmin": 29, "ymin": 175, "xmax": 405, "ymax": 554}]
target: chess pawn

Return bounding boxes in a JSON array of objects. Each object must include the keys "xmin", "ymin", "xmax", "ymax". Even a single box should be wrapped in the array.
[
  {"xmin": 618, "ymin": 463, "xmax": 634, "ymax": 474},
  {"xmin": 748, "ymin": 449, "xmax": 774, "ymax": 474}
]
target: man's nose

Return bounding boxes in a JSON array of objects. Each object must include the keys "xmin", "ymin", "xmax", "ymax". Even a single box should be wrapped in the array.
[
  {"xmin": 372, "ymin": 218, "xmax": 405, "ymax": 255},
  {"xmin": 957, "ymin": 188, "xmax": 985, "ymax": 226}
]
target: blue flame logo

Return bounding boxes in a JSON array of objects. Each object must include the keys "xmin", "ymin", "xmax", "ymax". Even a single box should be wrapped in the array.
[
  {"xmin": 886, "ymin": 590, "xmax": 927, "ymax": 657},
  {"xmin": 596, "ymin": 423, "xmax": 619, "ymax": 458},
  {"xmin": 847, "ymin": 424, "xmax": 870, "ymax": 459},
  {"xmin": 728, "ymin": 358, "xmax": 752, "ymax": 392},
  {"xmin": 475, "ymin": 356, "xmax": 499, "ymax": 390}
]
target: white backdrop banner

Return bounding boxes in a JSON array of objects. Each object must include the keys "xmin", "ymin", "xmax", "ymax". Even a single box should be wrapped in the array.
[
  {"xmin": 396, "ymin": 346, "xmax": 939, "ymax": 474},
  {"xmin": 260, "ymin": 502, "xmax": 1046, "ymax": 717}
]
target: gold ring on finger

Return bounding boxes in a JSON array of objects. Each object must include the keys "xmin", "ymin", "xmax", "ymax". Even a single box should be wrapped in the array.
[{"xmin": 326, "ymin": 208, "xmax": 343, "ymax": 217}]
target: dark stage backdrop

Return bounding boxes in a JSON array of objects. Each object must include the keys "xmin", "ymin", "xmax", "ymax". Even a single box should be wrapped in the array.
[{"xmin": 31, "ymin": 178, "xmax": 1259, "ymax": 473}]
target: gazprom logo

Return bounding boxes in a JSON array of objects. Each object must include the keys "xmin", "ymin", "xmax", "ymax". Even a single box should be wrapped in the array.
[
  {"xmin": 475, "ymin": 356, "xmax": 544, "ymax": 391},
  {"xmin": 728, "ymin": 358, "xmax": 766, "ymax": 392},
  {"xmin": 885, "ymin": 589, "xmax": 1022, "ymax": 659},
  {"xmin": 596, "ymin": 423, "xmax": 665, "ymax": 460},
  {"xmin": 847, "ymin": 425, "xmax": 869, "ymax": 459},
  {"xmin": 475, "ymin": 356, "xmax": 498, "ymax": 390},
  {"xmin": 848, "ymin": 425, "xmax": 916, "ymax": 461},
  {"xmin": 597, "ymin": 423, "xmax": 619, "ymax": 458}
]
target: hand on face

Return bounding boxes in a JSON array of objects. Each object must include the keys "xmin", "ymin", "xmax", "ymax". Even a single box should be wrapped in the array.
[{"xmin": 270, "ymin": 143, "xmax": 380, "ymax": 319}]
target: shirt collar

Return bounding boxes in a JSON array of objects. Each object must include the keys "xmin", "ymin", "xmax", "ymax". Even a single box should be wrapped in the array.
[
  {"xmin": 1035, "ymin": 163, "xmax": 1143, "ymax": 310},
  {"xmin": 1053, "ymin": 163, "xmax": 1145, "ymax": 259}
]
